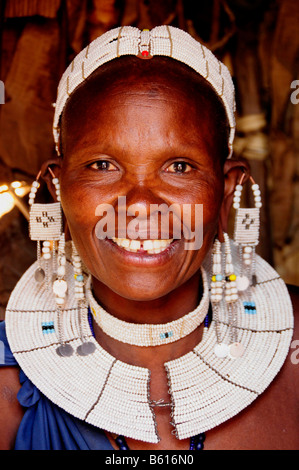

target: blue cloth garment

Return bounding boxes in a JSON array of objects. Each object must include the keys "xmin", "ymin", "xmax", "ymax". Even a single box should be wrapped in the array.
[{"xmin": 0, "ymin": 321, "xmax": 114, "ymax": 450}]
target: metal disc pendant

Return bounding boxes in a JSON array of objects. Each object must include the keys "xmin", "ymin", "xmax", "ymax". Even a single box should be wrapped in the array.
[
  {"xmin": 229, "ymin": 342, "xmax": 245, "ymax": 359},
  {"xmin": 214, "ymin": 343, "xmax": 229, "ymax": 358},
  {"xmin": 77, "ymin": 341, "xmax": 96, "ymax": 356},
  {"xmin": 56, "ymin": 343, "xmax": 74, "ymax": 357},
  {"xmin": 236, "ymin": 275, "xmax": 250, "ymax": 292},
  {"xmin": 35, "ymin": 268, "xmax": 45, "ymax": 282}
]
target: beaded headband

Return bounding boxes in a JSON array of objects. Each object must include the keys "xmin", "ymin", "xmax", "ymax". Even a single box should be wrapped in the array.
[{"xmin": 53, "ymin": 25, "xmax": 236, "ymax": 157}]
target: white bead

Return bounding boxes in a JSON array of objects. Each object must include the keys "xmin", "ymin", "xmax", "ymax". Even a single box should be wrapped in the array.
[
  {"xmin": 234, "ymin": 190, "xmax": 241, "ymax": 197},
  {"xmin": 53, "ymin": 279, "xmax": 68, "ymax": 296},
  {"xmin": 43, "ymin": 241, "xmax": 51, "ymax": 247},
  {"xmin": 43, "ymin": 253, "xmax": 51, "ymax": 260},
  {"xmin": 243, "ymin": 253, "xmax": 251, "ymax": 259},
  {"xmin": 233, "ymin": 202, "xmax": 240, "ymax": 209},
  {"xmin": 244, "ymin": 246, "xmax": 252, "ymax": 253},
  {"xmin": 214, "ymin": 263, "xmax": 221, "ymax": 274},
  {"xmin": 28, "ymin": 199, "xmax": 34, "ymax": 206},
  {"xmin": 226, "ymin": 263, "xmax": 233, "ymax": 272},
  {"xmin": 255, "ymin": 202, "xmax": 262, "ymax": 208},
  {"xmin": 236, "ymin": 184, "xmax": 243, "ymax": 191},
  {"xmin": 236, "ymin": 276, "xmax": 249, "ymax": 291},
  {"xmin": 214, "ymin": 343, "xmax": 229, "ymax": 358},
  {"xmin": 244, "ymin": 259, "xmax": 251, "ymax": 265},
  {"xmin": 42, "ymin": 247, "xmax": 50, "ymax": 253},
  {"xmin": 32, "ymin": 181, "xmax": 39, "ymax": 187},
  {"xmin": 75, "ymin": 293, "xmax": 85, "ymax": 300},
  {"xmin": 252, "ymin": 184, "xmax": 259, "ymax": 190},
  {"xmin": 57, "ymin": 266, "xmax": 65, "ymax": 276},
  {"xmin": 52, "ymin": 178, "xmax": 59, "ymax": 184},
  {"xmin": 55, "ymin": 297, "xmax": 65, "ymax": 305},
  {"xmin": 216, "ymin": 254, "xmax": 222, "ymax": 263}
]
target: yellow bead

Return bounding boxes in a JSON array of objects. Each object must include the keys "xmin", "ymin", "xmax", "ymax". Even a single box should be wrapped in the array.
[
  {"xmin": 229, "ymin": 274, "xmax": 236, "ymax": 281},
  {"xmin": 212, "ymin": 275, "xmax": 216, "ymax": 282}
]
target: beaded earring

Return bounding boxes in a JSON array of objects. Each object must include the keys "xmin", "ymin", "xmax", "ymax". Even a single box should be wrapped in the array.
[
  {"xmin": 72, "ymin": 241, "xmax": 96, "ymax": 356},
  {"xmin": 55, "ymin": 233, "xmax": 75, "ymax": 357},
  {"xmin": 211, "ymin": 233, "xmax": 244, "ymax": 359},
  {"xmin": 29, "ymin": 168, "xmax": 62, "ymax": 288},
  {"xmin": 233, "ymin": 173, "xmax": 261, "ymax": 292}
]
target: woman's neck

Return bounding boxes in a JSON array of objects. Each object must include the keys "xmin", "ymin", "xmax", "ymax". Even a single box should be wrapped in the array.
[
  {"xmin": 90, "ymin": 268, "xmax": 205, "ymax": 369},
  {"xmin": 91, "ymin": 269, "xmax": 203, "ymax": 325}
]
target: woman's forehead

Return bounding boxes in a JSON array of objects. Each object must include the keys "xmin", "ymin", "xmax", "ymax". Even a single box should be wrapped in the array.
[
  {"xmin": 62, "ymin": 56, "xmax": 226, "ymax": 125},
  {"xmin": 60, "ymin": 56, "xmax": 229, "ymax": 163}
]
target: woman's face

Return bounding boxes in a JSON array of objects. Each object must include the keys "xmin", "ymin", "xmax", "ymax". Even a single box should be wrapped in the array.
[{"xmin": 59, "ymin": 59, "xmax": 226, "ymax": 301}]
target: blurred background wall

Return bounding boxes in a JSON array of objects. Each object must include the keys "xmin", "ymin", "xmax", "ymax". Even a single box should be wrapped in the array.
[{"xmin": 0, "ymin": 0, "xmax": 298, "ymax": 319}]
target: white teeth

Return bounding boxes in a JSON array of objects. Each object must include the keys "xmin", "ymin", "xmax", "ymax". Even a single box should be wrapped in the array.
[
  {"xmin": 128, "ymin": 240, "xmax": 140, "ymax": 252},
  {"xmin": 111, "ymin": 238, "xmax": 173, "ymax": 254},
  {"xmin": 143, "ymin": 240, "xmax": 154, "ymax": 251}
]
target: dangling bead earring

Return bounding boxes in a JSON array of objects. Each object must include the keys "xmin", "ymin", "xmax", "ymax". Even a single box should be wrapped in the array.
[
  {"xmin": 211, "ymin": 234, "xmax": 245, "ymax": 359},
  {"xmin": 29, "ymin": 168, "xmax": 62, "ymax": 288},
  {"xmin": 210, "ymin": 238, "xmax": 226, "ymax": 357},
  {"xmin": 72, "ymin": 241, "xmax": 96, "ymax": 356},
  {"xmin": 233, "ymin": 173, "xmax": 261, "ymax": 292},
  {"xmin": 223, "ymin": 233, "xmax": 244, "ymax": 359},
  {"xmin": 55, "ymin": 233, "xmax": 74, "ymax": 357}
]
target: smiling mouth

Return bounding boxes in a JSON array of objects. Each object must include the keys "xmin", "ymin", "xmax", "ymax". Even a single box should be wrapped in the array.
[{"xmin": 111, "ymin": 237, "xmax": 174, "ymax": 254}]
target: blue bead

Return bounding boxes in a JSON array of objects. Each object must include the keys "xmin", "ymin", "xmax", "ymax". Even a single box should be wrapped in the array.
[
  {"xmin": 196, "ymin": 441, "xmax": 204, "ymax": 450},
  {"xmin": 215, "ymin": 274, "xmax": 222, "ymax": 281}
]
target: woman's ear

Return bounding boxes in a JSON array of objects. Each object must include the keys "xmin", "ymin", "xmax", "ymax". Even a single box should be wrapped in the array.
[
  {"xmin": 40, "ymin": 157, "xmax": 63, "ymax": 202},
  {"xmin": 217, "ymin": 157, "xmax": 250, "ymax": 242}
]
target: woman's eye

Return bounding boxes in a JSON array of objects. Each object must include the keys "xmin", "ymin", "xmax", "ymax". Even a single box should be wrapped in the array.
[
  {"xmin": 89, "ymin": 160, "xmax": 118, "ymax": 171},
  {"xmin": 166, "ymin": 161, "xmax": 192, "ymax": 174}
]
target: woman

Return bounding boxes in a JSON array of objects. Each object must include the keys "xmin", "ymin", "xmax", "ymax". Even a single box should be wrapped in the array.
[{"xmin": 0, "ymin": 26, "xmax": 298, "ymax": 450}]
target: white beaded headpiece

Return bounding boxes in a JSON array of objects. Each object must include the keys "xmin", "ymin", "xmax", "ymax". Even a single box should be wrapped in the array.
[{"xmin": 53, "ymin": 25, "xmax": 236, "ymax": 157}]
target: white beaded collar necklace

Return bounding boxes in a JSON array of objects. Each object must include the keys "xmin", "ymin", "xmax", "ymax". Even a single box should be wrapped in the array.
[
  {"xmin": 5, "ymin": 244, "xmax": 293, "ymax": 444},
  {"xmin": 86, "ymin": 267, "xmax": 209, "ymax": 347}
]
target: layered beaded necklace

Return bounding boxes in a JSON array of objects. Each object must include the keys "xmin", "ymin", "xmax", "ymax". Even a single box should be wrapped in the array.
[
  {"xmin": 5, "ymin": 244, "xmax": 294, "ymax": 446},
  {"xmin": 86, "ymin": 309, "xmax": 207, "ymax": 450}
]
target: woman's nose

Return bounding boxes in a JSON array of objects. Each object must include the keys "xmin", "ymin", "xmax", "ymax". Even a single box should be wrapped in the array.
[
  {"xmin": 115, "ymin": 186, "xmax": 179, "ymax": 240},
  {"xmin": 117, "ymin": 186, "xmax": 166, "ymax": 217}
]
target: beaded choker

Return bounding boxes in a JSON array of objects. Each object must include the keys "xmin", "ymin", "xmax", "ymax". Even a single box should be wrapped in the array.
[
  {"xmin": 5, "ymin": 243, "xmax": 293, "ymax": 444},
  {"xmin": 86, "ymin": 267, "xmax": 209, "ymax": 347}
]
